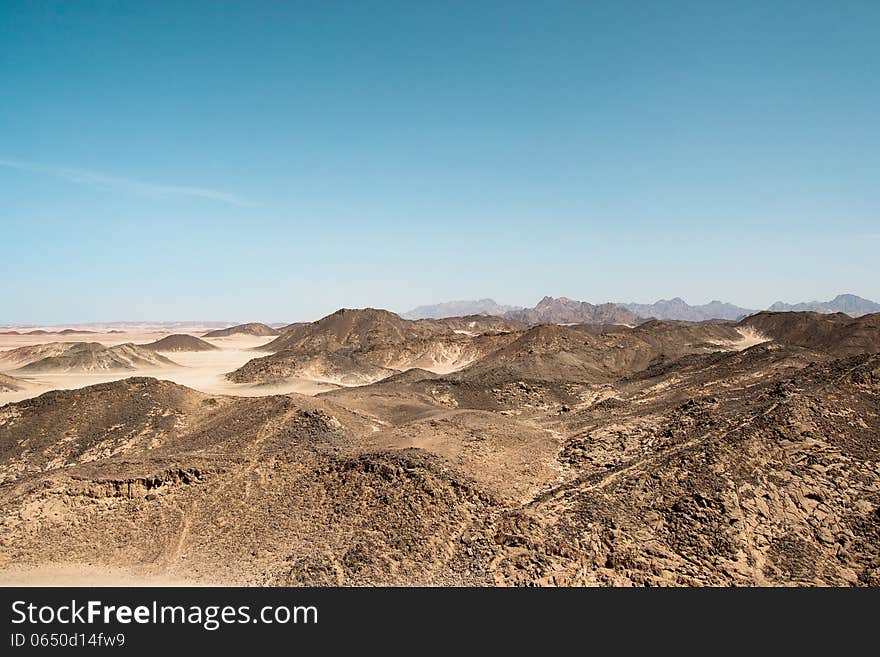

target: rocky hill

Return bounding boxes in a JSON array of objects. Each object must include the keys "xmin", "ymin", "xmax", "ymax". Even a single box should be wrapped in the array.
[
  {"xmin": 453, "ymin": 321, "xmax": 746, "ymax": 385},
  {"xmin": 141, "ymin": 334, "xmax": 219, "ymax": 352},
  {"xmin": 740, "ymin": 312, "xmax": 880, "ymax": 357},
  {"xmin": 259, "ymin": 308, "xmax": 442, "ymax": 354},
  {"xmin": 203, "ymin": 323, "xmax": 280, "ymax": 338},
  {"xmin": 228, "ymin": 309, "xmax": 517, "ymax": 386}
]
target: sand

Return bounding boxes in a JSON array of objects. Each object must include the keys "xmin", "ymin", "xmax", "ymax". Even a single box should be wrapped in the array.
[
  {"xmin": 0, "ymin": 332, "xmax": 334, "ymax": 405},
  {"xmin": 0, "ymin": 564, "xmax": 199, "ymax": 587},
  {"xmin": 707, "ymin": 327, "xmax": 770, "ymax": 352}
]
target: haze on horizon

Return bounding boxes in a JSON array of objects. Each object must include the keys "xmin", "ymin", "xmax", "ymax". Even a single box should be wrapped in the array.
[{"xmin": 2, "ymin": 1, "xmax": 878, "ymax": 324}]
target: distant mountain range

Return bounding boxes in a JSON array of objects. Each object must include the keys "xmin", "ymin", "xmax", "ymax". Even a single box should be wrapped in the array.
[
  {"xmin": 401, "ymin": 299, "xmax": 522, "ymax": 319},
  {"xmin": 402, "ymin": 293, "xmax": 880, "ymax": 323},
  {"xmin": 767, "ymin": 294, "xmax": 880, "ymax": 316},
  {"xmin": 620, "ymin": 298, "xmax": 755, "ymax": 322},
  {"xmin": 504, "ymin": 297, "xmax": 641, "ymax": 325}
]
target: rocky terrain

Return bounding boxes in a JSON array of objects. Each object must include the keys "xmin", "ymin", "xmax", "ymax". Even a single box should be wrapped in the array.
[
  {"xmin": 0, "ymin": 309, "xmax": 878, "ymax": 586},
  {"xmin": 203, "ymin": 323, "xmax": 280, "ymax": 338},
  {"xmin": 0, "ymin": 342, "xmax": 179, "ymax": 372}
]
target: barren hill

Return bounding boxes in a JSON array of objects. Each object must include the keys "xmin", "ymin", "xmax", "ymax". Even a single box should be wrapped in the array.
[
  {"xmin": 229, "ymin": 351, "xmax": 398, "ymax": 386},
  {"xmin": 203, "ymin": 323, "xmax": 280, "ymax": 338},
  {"xmin": 228, "ymin": 309, "xmax": 495, "ymax": 385},
  {"xmin": 229, "ymin": 321, "xmax": 515, "ymax": 386},
  {"xmin": 1, "ymin": 342, "xmax": 179, "ymax": 373},
  {"xmin": 260, "ymin": 308, "xmax": 441, "ymax": 354},
  {"xmin": 739, "ymin": 311, "xmax": 880, "ymax": 356},
  {"xmin": 58, "ymin": 328, "xmax": 97, "ymax": 335},
  {"xmin": 142, "ymin": 334, "xmax": 220, "ymax": 352},
  {"xmin": 454, "ymin": 321, "xmax": 748, "ymax": 385}
]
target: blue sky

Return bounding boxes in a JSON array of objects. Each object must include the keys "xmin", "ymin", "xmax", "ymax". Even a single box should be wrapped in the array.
[{"xmin": 2, "ymin": 1, "xmax": 878, "ymax": 323}]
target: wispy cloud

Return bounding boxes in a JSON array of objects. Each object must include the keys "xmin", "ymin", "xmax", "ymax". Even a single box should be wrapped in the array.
[{"xmin": 0, "ymin": 158, "xmax": 252, "ymax": 207}]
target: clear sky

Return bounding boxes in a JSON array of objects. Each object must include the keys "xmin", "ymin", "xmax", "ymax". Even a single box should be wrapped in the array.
[{"xmin": 2, "ymin": 1, "xmax": 878, "ymax": 324}]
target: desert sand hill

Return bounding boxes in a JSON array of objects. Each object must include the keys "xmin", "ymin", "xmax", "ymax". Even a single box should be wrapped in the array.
[
  {"xmin": 0, "ymin": 342, "xmax": 179, "ymax": 373},
  {"xmin": 141, "ymin": 334, "xmax": 220, "ymax": 352},
  {"xmin": 203, "ymin": 323, "xmax": 280, "ymax": 338}
]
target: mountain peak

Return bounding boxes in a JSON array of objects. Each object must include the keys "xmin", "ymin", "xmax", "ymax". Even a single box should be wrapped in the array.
[{"xmin": 766, "ymin": 294, "xmax": 880, "ymax": 317}]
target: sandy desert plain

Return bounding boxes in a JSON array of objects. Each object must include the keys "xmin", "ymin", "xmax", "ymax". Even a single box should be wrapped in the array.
[
  {"xmin": 1, "ymin": 305, "xmax": 879, "ymax": 586},
  {"xmin": 0, "ymin": 330, "xmax": 335, "ymax": 407}
]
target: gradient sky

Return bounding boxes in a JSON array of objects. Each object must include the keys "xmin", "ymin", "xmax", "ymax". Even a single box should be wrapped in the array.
[{"xmin": 2, "ymin": 1, "xmax": 878, "ymax": 324}]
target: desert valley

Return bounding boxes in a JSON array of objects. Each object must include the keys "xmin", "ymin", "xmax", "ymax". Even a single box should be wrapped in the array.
[{"xmin": 1, "ymin": 294, "xmax": 878, "ymax": 586}]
